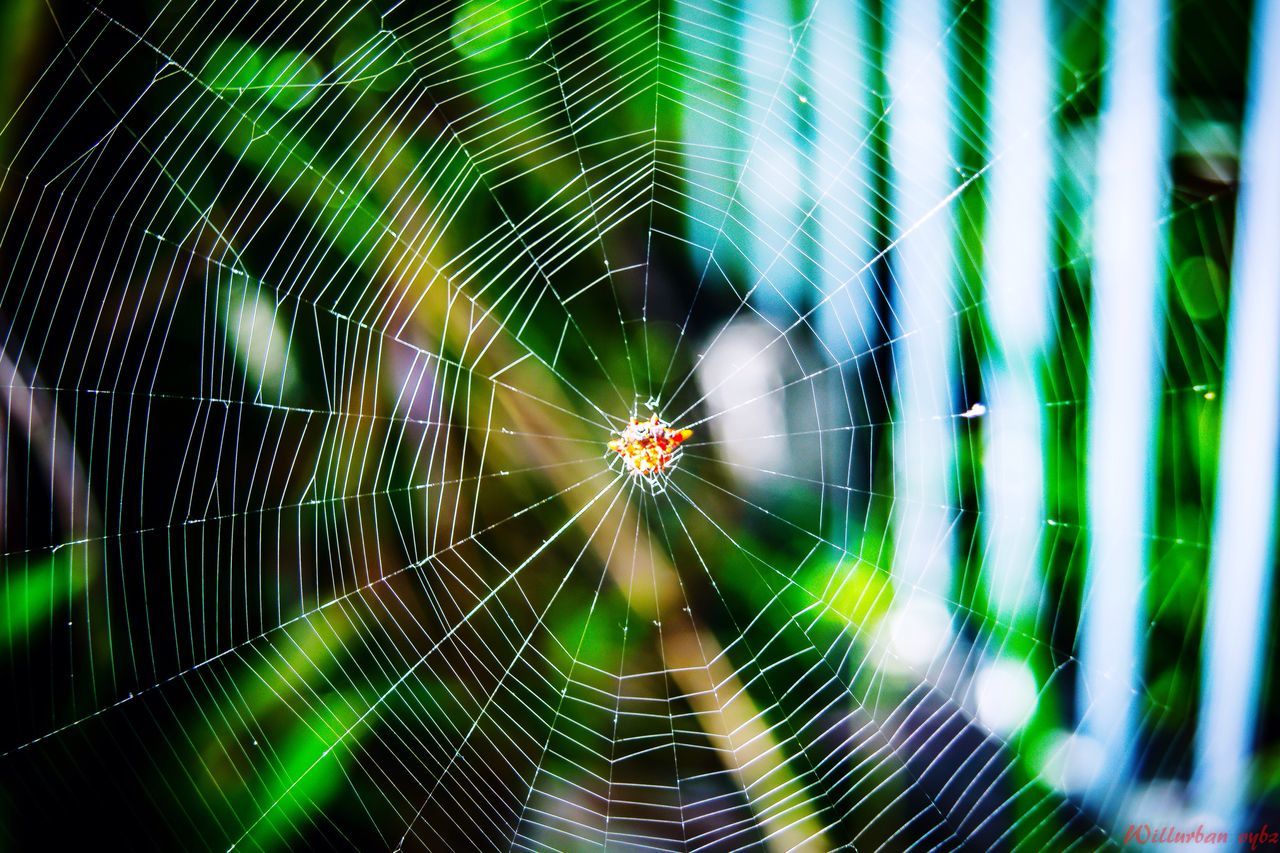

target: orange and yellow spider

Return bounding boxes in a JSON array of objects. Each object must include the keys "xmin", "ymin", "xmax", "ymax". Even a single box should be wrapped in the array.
[{"xmin": 607, "ymin": 414, "xmax": 693, "ymax": 484}]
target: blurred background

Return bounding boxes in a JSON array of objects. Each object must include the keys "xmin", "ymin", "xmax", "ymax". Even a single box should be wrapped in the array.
[{"xmin": 0, "ymin": 0, "xmax": 1275, "ymax": 849}]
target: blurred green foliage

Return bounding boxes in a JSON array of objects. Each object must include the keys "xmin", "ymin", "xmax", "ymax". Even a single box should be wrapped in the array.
[{"xmin": 0, "ymin": 0, "xmax": 1263, "ymax": 847}]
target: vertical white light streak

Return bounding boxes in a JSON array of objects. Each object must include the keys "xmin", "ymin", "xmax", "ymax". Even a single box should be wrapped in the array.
[
  {"xmin": 673, "ymin": 0, "xmax": 741, "ymax": 266},
  {"xmin": 981, "ymin": 0, "xmax": 1053, "ymax": 626},
  {"xmin": 739, "ymin": 0, "xmax": 805, "ymax": 321},
  {"xmin": 886, "ymin": 0, "xmax": 957, "ymax": 617},
  {"xmin": 809, "ymin": 0, "xmax": 876, "ymax": 363},
  {"xmin": 807, "ymin": 0, "xmax": 876, "ymax": 546},
  {"xmin": 1078, "ymin": 0, "xmax": 1168, "ymax": 813},
  {"xmin": 1192, "ymin": 0, "xmax": 1280, "ymax": 833}
]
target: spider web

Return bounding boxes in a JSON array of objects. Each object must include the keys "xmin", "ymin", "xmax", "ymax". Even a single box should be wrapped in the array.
[{"xmin": 0, "ymin": 0, "xmax": 1266, "ymax": 850}]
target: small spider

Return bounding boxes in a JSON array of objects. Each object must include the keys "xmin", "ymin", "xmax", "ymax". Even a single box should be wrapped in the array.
[{"xmin": 607, "ymin": 414, "xmax": 693, "ymax": 486}]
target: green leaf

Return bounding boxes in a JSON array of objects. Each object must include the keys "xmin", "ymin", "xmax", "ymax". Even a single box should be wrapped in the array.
[
  {"xmin": 202, "ymin": 40, "xmax": 320, "ymax": 112},
  {"xmin": 256, "ymin": 51, "xmax": 322, "ymax": 112},
  {"xmin": 1, "ymin": 543, "xmax": 91, "ymax": 649},
  {"xmin": 451, "ymin": 0, "xmax": 530, "ymax": 61},
  {"xmin": 242, "ymin": 691, "xmax": 363, "ymax": 851},
  {"xmin": 800, "ymin": 556, "xmax": 894, "ymax": 631},
  {"xmin": 202, "ymin": 39, "xmax": 264, "ymax": 94}
]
